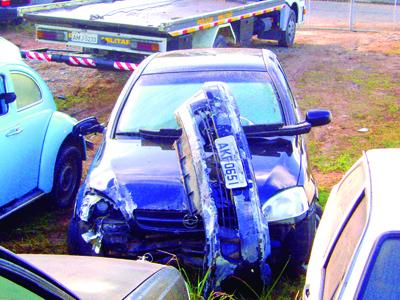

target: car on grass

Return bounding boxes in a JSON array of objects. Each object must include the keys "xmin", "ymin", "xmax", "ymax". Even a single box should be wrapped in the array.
[
  {"xmin": 0, "ymin": 246, "xmax": 189, "ymax": 299},
  {"xmin": 0, "ymin": 37, "xmax": 88, "ymax": 218},
  {"xmin": 303, "ymin": 148, "xmax": 400, "ymax": 299},
  {"xmin": 68, "ymin": 48, "xmax": 331, "ymax": 276}
]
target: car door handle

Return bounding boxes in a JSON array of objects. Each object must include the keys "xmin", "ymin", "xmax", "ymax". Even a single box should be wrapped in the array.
[{"xmin": 5, "ymin": 126, "xmax": 24, "ymax": 137}]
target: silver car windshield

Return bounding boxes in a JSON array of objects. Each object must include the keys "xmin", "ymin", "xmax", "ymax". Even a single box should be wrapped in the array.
[{"xmin": 116, "ymin": 71, "xmax": 283, "ymax": 133}]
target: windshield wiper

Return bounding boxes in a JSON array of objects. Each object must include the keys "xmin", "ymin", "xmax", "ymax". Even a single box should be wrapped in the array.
[
  {"xmin": 116, "ymin": 128, "xmax": 182, "ymax": 140},
  {"xmin": 139, "ymin": 128, "xmax": 182, "ymax": 139},
  {"xmin": 244, "ymin": 122, "xmax": 312, "ymax": 137},
  {"xmin": 115, "ymin": 131, "xmax": 140, "ymax": 137}
]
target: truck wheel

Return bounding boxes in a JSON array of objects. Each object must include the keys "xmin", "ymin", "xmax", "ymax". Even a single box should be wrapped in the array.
[
  {"xmin": 278, "ymin": 9, "xmax": 296, "ymax": 47},
  {"xmin": 213, "ymin": 35, "xmax": 228, "ymax": 48},
  {"xmin": 50, "ymin": 144, "xmax": 82, "ymax": 208}
]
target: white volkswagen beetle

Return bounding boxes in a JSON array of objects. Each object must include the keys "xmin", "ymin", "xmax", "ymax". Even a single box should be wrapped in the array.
[{"xmin": 304, "ymin": 148, "xmax": 400, "ymax": 299}]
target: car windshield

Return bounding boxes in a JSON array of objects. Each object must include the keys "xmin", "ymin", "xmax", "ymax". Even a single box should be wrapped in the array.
[{"xmin": 116, "ymin": 71, "xmax": 283, "ymax": 134}]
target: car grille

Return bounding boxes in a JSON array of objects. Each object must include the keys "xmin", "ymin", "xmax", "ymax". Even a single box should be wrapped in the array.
[{"xmin": 134, "ymin": 209, "xmax": 204, "ymax": 233}]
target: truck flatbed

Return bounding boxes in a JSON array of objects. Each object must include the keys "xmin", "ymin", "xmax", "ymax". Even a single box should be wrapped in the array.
[
  {"xmin": 25, "ymin": 0, "xmax": 283, "ymax": 35},
  {"xmin": 22, "ymin": 0, "xmax": 304, "ymax": 65}
]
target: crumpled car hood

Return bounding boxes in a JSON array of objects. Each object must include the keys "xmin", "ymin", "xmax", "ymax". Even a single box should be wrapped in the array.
[
  {"xmin": 87, "ymin": 137, "xmax": 300, "ymax": 212},
  {"xmin": 87, "ymin": 139, "xmax": 190, "ymax": 212}
]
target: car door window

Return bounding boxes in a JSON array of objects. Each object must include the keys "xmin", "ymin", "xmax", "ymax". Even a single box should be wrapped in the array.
[
  {"xmin": 0, "ymin": 276, "xmax": 44, "ymax": 300},
  {"xmin": 322, "ymin": 161, "xmax": 365, "ymax": 249},
  {"xmin": 10, "ymin": 72, "xmax": 42, "ymax": 110},
  {"xmin": 359, "ymin": 235, "xmax": 400, "ymax": 299},
  {"xmin": 323, "ymin": 193, "xmax": 368, "ymax": 300}
]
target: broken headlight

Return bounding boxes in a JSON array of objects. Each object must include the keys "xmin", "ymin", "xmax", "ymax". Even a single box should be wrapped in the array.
[
  {"xmin": 79, "ymin": 191, "xmax": 129, "ymax": 254},
  {"xmin": 79, "ymin": 191, "xmax": 123, "ymax": 222},
  {"xmin": 262, "ymin": 187, "xmax": 309, "ymax": 224}
]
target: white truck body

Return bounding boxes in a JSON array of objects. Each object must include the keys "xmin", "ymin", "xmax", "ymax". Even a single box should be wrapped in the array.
[{"xmin": 23, "ymin": 0, "xmax": 305, "ymax": 61}]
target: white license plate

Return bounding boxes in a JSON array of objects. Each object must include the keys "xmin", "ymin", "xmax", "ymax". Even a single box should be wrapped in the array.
[
  {"xmin": 71, "ymin": 32, "xmax": 98, "ymax": 44},
  {"xmin": 215, "ymin": 135, "xmax": 247, "ymax": 189}
]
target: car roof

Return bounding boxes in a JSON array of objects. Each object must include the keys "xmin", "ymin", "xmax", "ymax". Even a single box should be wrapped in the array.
[
  {"xmin": 0, "ymin": 38, "xmax": 23, "ymax": 65},
  {"xmin": 364, "ymin": 148, "xmax": 400, "ymax": 233},
  {"xmin": 142, "ymin": 48, "xmax": 275, "ymax": 74}
]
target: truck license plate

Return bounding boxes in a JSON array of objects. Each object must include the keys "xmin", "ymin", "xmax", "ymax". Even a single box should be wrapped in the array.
[
  {"xmin": 215, "ymin": 135, "xmax": 247, "ymax": 189},
  {"xmin": 71, "ymin": 32, "xmax": 98, "ymax": 44}
]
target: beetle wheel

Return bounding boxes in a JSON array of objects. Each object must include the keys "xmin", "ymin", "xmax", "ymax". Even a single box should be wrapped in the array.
[{"xmin": 50, "ymin": 144, "xmax": 82, "ymax": 208}]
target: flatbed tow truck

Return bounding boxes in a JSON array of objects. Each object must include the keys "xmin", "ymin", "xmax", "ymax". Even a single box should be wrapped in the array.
[{"xmin": 18, "ymin": 0, "xmax": 305, "ymax": 69}]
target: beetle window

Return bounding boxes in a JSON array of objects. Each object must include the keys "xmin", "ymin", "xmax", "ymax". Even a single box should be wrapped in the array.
[
  {"xmin": 116, "ymin": 71, "xmax": 283, "ymax": 133},
  {"xmin": 10, "ymin": 73, "xmax": 42, "ymax": 110},
  {"xmin": 323, "ymin": 193, "xmax": 368, "ymax": 300},
  {"xmin": 359, "ymin": 235, "xmax": 400, "ymax": 299}
]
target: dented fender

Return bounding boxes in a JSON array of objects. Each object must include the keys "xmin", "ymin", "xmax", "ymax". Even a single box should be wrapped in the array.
[{"xmin": 38, "ymin": 111, "xmax": 83, "ymax": 193}]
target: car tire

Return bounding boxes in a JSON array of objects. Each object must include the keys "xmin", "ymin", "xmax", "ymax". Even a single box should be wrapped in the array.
[
  {"xmin": 278, "ymin": 9, "xmax": 296, "ymax": 47},
  {"xmin": 67, "ymin": 218, "xmax": 96, "ymax": 255},
  {"xmin": 50, "ymin": 144, "xmax": 82, "ymax": 208},
  {"xmin": 213, "ymin": 35, "xmax": 228, "ymax": 48}
]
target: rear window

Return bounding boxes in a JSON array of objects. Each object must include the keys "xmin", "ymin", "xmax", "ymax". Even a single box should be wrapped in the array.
[
  {"xmin": 359, "ymin": 234, "xmax": 400, "ymax": 299},
  {"xmin": 116, "ymin": 71, "xmax": 283, "ymax": 133},
  {"xmin": 323, "ymin": 192, "xmax": 368, "ymax": 300}
]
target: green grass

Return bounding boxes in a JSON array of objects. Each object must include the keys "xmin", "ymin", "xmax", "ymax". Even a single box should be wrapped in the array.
[
  {"xmin": 55, "ymin": 95, "xmax": 89, "ymax": 111},
  {"xmin": 176, "ymin": 257, "xmax": 293, "ymax": 300},
  {"xmin": 318, "ymin": 187, "xmax": 330, "ymax": 209},
  {"xmin": 0, "ymin": 200, "xmax": 70, "ymax": 254}
]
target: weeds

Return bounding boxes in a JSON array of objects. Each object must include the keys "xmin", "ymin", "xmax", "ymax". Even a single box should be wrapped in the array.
[{"xmin": 55, "ymin": 95, "xmax": 88, "ymax": 111}]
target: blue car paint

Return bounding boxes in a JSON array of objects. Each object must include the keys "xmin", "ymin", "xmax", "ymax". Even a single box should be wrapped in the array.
[
  {"xmin": 70, "ymin": 48, "xmax": 321, "ymax": 274},
  {"xmin": 0, "ymin": 7, "xmax": 18, "ymax": 23}
]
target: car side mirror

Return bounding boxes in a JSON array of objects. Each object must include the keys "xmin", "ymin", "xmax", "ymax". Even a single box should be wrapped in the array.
[
  {"xmin": 73, "ymin": 116, "xmax": 105, "ymax": 137},
  {"xmin": 0, "ymin": 92, "xmax": 16, "ymax": 104},
  {"xmin": 306, "ymin": 109, "xmax": 332, "ymax": 127},
  {"xmin": 0, "ymin": 75, "xmax": 16, "ymax": 104}
]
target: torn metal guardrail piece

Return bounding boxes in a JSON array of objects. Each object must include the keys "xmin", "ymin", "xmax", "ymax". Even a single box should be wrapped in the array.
[{"xmin": 174, "ymin": 81, "xmax": 271, "ymax": 292}]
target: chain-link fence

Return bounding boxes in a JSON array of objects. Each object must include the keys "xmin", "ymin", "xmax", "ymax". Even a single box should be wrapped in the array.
[{"xmin": 303, "ymin": 0, "xmax": 399, "ymax": 31}]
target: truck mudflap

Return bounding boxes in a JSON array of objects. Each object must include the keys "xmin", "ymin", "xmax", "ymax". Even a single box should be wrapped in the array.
[
  {"xmin": 174, "ymin": 82, "xmax": 271, "ymax": 292},
  {"xmin": 20, "ymin": 50, "xmax": 138, "ymax": 71}
]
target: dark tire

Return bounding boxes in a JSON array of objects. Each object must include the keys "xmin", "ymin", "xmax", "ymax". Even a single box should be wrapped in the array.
[
  {"xmin": 67, "ymin": 218, "xmax": 94, "ymax": 255},
  {"xmin": 67, "ymin": 218, "xmax": 92, "ymax": 255},
  {"xmin": 50, "ymin": 144, "xmax": 82, "ymax": 208},
  {"xmin": 213, "ymin": 35, "xmax": 228, "ymax": 48},
  {"xmin": 278, "ymin": 9, "xmax": 296, "ymax": 47}
]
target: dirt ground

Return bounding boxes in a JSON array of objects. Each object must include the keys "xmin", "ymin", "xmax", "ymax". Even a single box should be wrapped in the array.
[{"xmin": 0, "ymin": 25, "xmax": 399, "ymax": 298}]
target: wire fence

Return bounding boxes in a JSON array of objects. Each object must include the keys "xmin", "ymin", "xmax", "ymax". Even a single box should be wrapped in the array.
[{"xmin": 302, "ymin": 0, "xmax": 399, "ymax": 31}]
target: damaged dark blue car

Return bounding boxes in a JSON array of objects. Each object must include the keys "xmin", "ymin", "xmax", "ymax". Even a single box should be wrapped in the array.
[{"xmin": 68, "ymin": 49, "xmax": 331, "ymax": 289}]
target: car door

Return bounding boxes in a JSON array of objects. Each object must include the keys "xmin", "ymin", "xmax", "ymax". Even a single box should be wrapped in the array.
[
  {"xmin": 0, "ymin": 71, "xmax": 22, "ymax": 205},
  {"xmin": 0, "ymin": 67, "xmax": 53, "ymax": 204}
]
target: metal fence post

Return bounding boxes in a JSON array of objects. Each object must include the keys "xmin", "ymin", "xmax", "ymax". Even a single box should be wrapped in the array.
[
  {"xmin": 394, "ymin": 0, "xmax": 398, "ymax": 30},
  {"xmin": 349, "ymin": 0, "xmax": 355, "ymax": 31}
]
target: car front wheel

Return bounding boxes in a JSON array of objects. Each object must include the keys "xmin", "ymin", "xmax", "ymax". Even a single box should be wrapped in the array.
[{"xmin": 50, "ymin": 144, "xmax": 82, "ymax": 208}]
